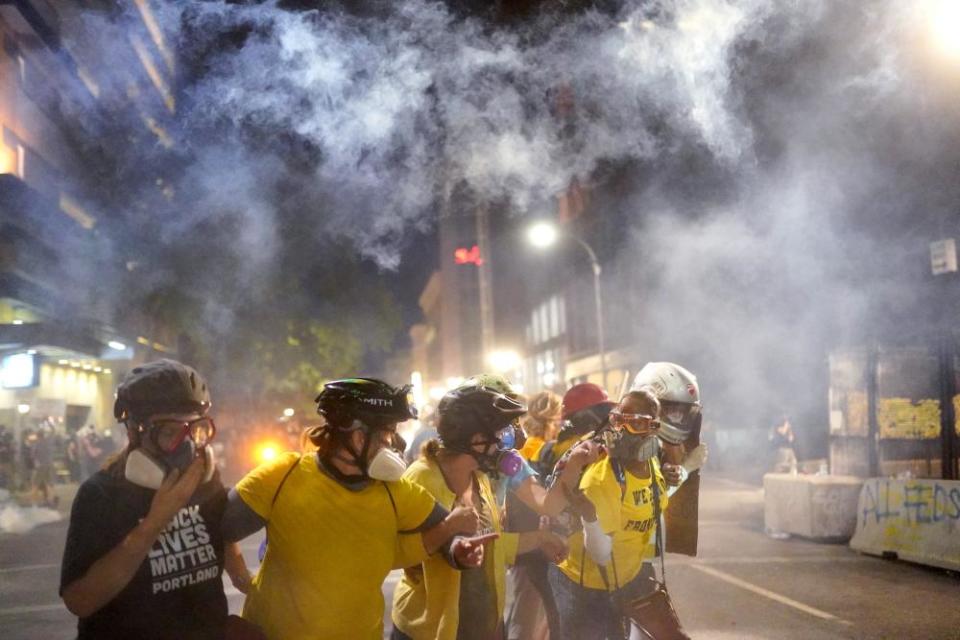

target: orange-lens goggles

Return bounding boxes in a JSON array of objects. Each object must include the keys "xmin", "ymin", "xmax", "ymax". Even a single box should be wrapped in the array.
[
  {"xmin": 151, "ymin": 417, "xmax": 216, "ymax": 452},
  {"xmin": 610, "ymin": 411, "xmax": 659, "ymax": 435}
]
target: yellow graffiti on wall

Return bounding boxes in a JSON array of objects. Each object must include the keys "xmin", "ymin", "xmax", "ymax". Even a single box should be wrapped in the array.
[
  {"xmin": 878, "ymin": 398, "xmax": 941, "ymax": 439},
  {"xmin": 954, "ymin": 396, "xmax": 960, "ymax": 436}
]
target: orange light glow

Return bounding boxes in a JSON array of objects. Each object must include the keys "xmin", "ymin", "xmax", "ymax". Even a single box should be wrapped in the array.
[
  {"xmin": 454, "ymin": 245, "xmax": 483, "ymax": 266},
  {"xmin": 255, "ymin": 442, "xmax": 281, "ymax": 465},
  {"xmin": 0, "ymin": 144, "xmax": 16, "ymax": 175}
]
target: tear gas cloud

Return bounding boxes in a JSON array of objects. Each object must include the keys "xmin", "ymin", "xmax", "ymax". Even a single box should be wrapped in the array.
[{"xmin": 69, "ymin": 1, "xmax": 960, "ymax": 441}]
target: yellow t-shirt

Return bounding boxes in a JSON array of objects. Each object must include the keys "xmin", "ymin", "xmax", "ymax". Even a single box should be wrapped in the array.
[
  {"xmin": 236, "ymin": 452, "xmax": 437, "ymax": 640},
  {"xmin": 557, "ymin": 457, "xmax": 668, "ymax": 590},
  {"xmin": 519, "ymin": 436, "xmax": 547, "ymax": 462}
]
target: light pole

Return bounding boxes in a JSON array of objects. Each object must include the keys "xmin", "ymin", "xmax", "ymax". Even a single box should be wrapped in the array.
[{"xmin": 527, "ymin": 221, "xmax": 607, "ymax": 390}]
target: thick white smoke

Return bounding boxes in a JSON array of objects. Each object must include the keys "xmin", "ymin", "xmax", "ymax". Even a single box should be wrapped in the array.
[
  {"xmin": 67, "ymin": 1, "xmax": 960, "ymax": 444},
  {"xmin": 164, "ymin": 0, "xmax": 799, "ymax": 263}
]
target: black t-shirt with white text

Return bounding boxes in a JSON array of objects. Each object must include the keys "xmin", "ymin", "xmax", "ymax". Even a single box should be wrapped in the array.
[{"xmin": 60, "ymin": 469, "xmax": 229, "ymax": 639}]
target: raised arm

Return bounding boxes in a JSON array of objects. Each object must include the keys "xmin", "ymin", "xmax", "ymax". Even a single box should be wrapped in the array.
[
  {"xmin": 62, "ymin": 459, "xmax": 204, "ymax": 617},
  {"xmin": 512, "ymin": 441, "xmax": 604, "ymax": 517}
]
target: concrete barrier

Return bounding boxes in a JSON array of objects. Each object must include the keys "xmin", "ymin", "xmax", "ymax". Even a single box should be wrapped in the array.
[
  {"xmin": 763, "ymin": 473, "xmax": 864, "ymax": 540},
  {"xmin": 850, "ymin": 478, "xmax": 960, "ymax": 571}
]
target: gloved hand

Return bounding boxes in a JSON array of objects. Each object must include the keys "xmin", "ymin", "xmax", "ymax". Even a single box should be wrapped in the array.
[{"xmin": 682, "ymin": 444, "xmax": 708, "ymax": 473}]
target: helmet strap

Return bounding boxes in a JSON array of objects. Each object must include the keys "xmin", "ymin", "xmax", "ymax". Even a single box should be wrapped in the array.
[{"xmin": 326, "ymin": 421, "xmax": 377, "ymax": 480}]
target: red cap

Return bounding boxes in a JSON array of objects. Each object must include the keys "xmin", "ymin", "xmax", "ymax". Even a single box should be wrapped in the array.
[{"xmin": 562, "ymin": 383, "xmax": 612, "ymax": 419}]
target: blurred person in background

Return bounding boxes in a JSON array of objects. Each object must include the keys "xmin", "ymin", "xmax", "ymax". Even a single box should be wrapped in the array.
[
  {"xmin": 519, "ymin": 391, "xmax": 563, "ymax": 463},
  {"xmin": 769, "ymin": 414, "xmax": 797, "ymax": 474},
  {"xmin": 30, "ymin": 425, "xmax": 56, "ymax": 507},
  {"xmin": 404, "ymin": 405, "xmax": 438, "ymax": 465},
  {"xmin": 76, "ymin": 425, "xmax": 101, "ymax": 482},
  {"xmin": 66, "ymin": 431, "xmax": 81, "ymax": 482},
  {"xmin": 0, "ymin": 424, "xmax": 14, "ymax": 489},
  {"xmin": 20, "ymin": 428, "xmax": 36, "ymax": 491}
]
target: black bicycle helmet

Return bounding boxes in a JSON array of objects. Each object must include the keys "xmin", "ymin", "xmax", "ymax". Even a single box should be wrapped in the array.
[
  {"xmin": 437, "ymin": 385, "xmax": 526, "ymax": 449},
  {"xmin": 316, "ymin": 377, "xmax": 417, "ymax": 431},
  {"xmin": 114, "ymin": 359, "xmax": 211, "ymax": 422}
]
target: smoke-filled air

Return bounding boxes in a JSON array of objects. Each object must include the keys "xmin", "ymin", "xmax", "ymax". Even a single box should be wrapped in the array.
[{"xmin": 63, "ymin": 0, "xmax": 960, "ymax": 428}]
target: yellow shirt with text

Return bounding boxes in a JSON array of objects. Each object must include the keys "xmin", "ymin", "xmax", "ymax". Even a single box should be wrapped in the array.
[
  {"xmin": 236, "ymin": 452, "xmax": 436, "ymax": 640},
  {"xmin": 557, "ymin": 457, "xmax": 668, "ymax": 590}
]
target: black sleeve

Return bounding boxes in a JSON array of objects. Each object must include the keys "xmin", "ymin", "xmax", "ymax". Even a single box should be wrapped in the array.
[
  {"xmin": 221, "ymin": 488, "xmax": 267, "ymax": 543},
  {"xmin": 59, "ymin": 480, "xmax": 113, "ymax": 595},
  {"xmin": 399, "ymin": 502, "xmax": 448, "ymax": 535}
]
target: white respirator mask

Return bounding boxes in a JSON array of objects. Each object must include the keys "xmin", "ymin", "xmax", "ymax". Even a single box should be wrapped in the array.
[
  {"xmin": 366, "ymin": 447, "xmax": 407, "ymax": 482},
  {"xmin": 125, "ymin": 445, "xmax": 215, "ymax": 490}
]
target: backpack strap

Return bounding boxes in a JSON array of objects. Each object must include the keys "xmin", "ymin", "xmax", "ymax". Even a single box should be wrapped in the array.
[
  {"xmin": 651, "ymin": 470, "xmax": 667, "ymax": 585},
  {"xmin": 383, "ymin": 483, "xmax": 403, "ymax": 531},
  {"xmin": 610, "ymin": 458, "xmax": 627, "ymax": 501}
]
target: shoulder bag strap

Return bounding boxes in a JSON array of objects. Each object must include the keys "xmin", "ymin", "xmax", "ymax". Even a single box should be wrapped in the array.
[{"xmin": 651, "ymin": 471, "xmax": 666, "ymax": 584}]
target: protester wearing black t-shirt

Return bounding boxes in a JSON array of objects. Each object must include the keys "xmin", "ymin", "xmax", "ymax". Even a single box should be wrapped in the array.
[{"xmin": 60, "ymin": 360, "xmax": 251, "ymax": 640}]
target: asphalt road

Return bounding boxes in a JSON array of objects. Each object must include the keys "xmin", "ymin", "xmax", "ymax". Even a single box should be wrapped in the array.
[{"xmin": 1, "ymin": 475, "xmax": 958, "ymax": 639}]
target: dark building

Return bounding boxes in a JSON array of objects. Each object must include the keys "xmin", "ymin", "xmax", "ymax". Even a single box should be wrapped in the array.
[{"xmin": 0, "ymin": 0, "xmax": 178, "ymax": 441}]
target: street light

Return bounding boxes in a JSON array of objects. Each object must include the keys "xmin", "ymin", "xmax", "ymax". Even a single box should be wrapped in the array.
[
  {"xmin": 526, "ymin": 220, "xmax": 608, "ymax": 389},
  {"xmin": 929, "ymin": 0, "xmax": 960, "ymax": 59},
  {"xmin": 487, "ymin": 349, "xmax": 521, "ymax": 373},
  {"xmin": 527, "ymin": 221, "xmax": 560, "ymax": 249}
]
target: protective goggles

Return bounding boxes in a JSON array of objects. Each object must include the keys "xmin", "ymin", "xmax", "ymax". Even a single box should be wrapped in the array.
[
  {"xmin": 609, "ymin": 410, "xmax": 660, "ymax": 436},
  {"xmin": 149, "ymin": 416, "xmax": 216, "ymax": 453}
]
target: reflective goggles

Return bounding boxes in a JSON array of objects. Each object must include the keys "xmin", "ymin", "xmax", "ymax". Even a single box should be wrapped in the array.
[
  {"xmin": 149, "ymin": 416, "xmax": 217, "ymax": 453},
  {"xmin": 609, "ymin": 410, "xmax": 660, "ymax": 436},
  {"xmin": 660, "ymin": 400, "xmax": 701, "ymax": 430}
]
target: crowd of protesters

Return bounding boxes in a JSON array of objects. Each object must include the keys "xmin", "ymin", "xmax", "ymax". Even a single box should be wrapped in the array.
[
  {"xmin": 0, "ymin": 422, "xmax": 118, "ymax": 504},
  {"xmin": 58, "ymin": 358, "xmax": 707, "ymax": 640}
]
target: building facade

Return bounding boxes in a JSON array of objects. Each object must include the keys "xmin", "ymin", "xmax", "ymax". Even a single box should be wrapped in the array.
[{"xmin": 0, "ymin": 0, "xmax": 179, "ymax": 466}]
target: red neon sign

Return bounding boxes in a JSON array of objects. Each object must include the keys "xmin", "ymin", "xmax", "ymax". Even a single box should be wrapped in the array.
[{"xmin": 454, "ymin": 245, "xmax": 483, "ymax": 266}]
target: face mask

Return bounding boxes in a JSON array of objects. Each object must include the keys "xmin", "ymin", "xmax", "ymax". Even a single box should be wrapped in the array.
[
  {"xmin": 610, "ymin": 432, "xmax": 660, "ymax": 463},
  {"xmin": 496, "ymin": 449, "xmax": 524, "ymax": 477},
  {"xmin": 475, "ymin": 446, "xmax": 523, "ymax": 478},
  {"xmin": 124, "ymin": 448, "xmax": 167, "ymax": 490},
  {"xmin": 125, "ymin": 444, "xmax": 215, "ymax": 489},
  {"xmin": 166, "ymin": 439, "xmax": 197, "ymax": 473},
  {"xmin": 366, "ymin": 446, "xmax": 407, "ymax": 482}
]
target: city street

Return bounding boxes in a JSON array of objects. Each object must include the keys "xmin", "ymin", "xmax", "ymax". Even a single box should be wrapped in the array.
[{"xmin": 2, "ymin": 474, "xmax": 958, "ymax": 639}]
